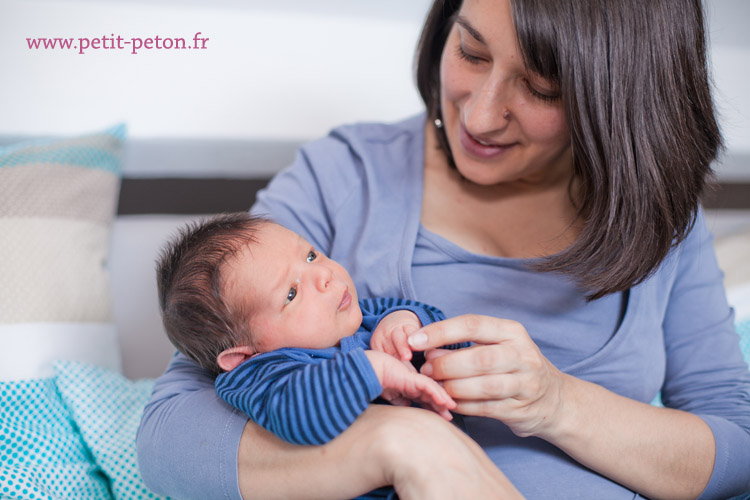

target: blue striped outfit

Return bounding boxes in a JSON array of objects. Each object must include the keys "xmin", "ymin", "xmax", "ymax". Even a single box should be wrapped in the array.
[{"xmin": 215, "ymin": 298, "xmax": 448, "ymax": 446}]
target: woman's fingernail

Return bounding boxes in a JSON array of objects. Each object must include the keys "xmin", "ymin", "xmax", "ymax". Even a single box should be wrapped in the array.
[
  {"xmin": 421, "ymin": 362, "xmax": 433, "ymax": 376},
  {"xmin": 408, "ymin": 332, "xmax": 428, "ymax": 347}
]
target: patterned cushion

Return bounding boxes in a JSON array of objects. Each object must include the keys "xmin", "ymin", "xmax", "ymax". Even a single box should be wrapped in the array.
[
  {"xmin": 0, "ymin": 126, "xmax": 123, "ymax": 325},
  {"xmin": 54, "ymin": 361, "xmax": 171, "ymax": 500}
]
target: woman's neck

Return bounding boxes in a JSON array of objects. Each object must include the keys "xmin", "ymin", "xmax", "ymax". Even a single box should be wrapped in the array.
[{"xmin": 421, "ymin": 122, "xmax": 582, "ymax": 259}]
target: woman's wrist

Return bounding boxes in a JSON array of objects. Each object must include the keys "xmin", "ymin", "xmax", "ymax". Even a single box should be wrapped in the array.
[{"xmin": 529, "ymin": 370, "xmax": 583, "ymax": 443}]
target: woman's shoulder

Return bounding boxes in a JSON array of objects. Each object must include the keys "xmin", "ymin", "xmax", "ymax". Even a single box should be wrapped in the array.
[
  {"xmin": 291, "ymin": 113, "xmax": 426, "ymax": 200},
  {"xmin": 300, "ymin": 113, "xmax": 426, "ymax": 164},
  {"xmin": 328, "ymin": 112, "xmax": 426, "ymax": 145}
]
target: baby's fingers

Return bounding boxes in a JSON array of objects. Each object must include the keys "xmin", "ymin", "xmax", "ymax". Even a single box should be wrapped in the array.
[
  {"xmin": 381, "ymin": 389, "xmax": 411, "ymax": 407},
  {"xmin": 416, "ymin": 380, "xmax": 456, "ymax": 421},
  {"xmin": 371, "ymin": 333, "xmax": 397, "ymax": 358},
  {"xmin": 429, "ymin": 404, "xmax": 454, "ymax": 421},
  {"xmin": 413, "ymin": 374, "xmax": 456, "ymax": 409},
  {"xmin": 393, "ymin": 327, "xmax": 413, "ymax": 361}
]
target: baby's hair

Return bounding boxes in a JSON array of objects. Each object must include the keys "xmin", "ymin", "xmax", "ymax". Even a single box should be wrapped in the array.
[{"xmin": 156, "ymin": 212, "xmax": 269, "ymax": 374}]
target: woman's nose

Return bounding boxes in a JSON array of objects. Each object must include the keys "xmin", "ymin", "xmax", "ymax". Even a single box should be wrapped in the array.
[{"xmin": 464, "ymin": 74, "xmax": 511, "ymax": 133}]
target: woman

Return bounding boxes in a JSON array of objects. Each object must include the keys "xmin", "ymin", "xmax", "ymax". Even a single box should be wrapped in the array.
[{"xmin": 137, "ymin": 0, "xmax": 750, "ymax": 498}]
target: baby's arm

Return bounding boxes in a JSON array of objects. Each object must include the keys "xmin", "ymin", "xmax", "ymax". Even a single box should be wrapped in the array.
[
  {"xmin": 216, "ymin": 349, "xmax": 382, "ymax": 445},
  {"xmin": 365, "ymin": 349, "xmax": 456, "ymax": 421},
  {"xmin": 216, "ymin": 346, "xmax": 456, "ymax": 446}
]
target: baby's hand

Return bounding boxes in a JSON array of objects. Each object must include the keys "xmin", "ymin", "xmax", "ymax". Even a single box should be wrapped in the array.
[
  {"xmin": 365, "ymin": 350, "xmax": 456, "ymax": 421},
  {"xmin": 370, "ymin": 310, "xmax": 421, "ymax": 361}
]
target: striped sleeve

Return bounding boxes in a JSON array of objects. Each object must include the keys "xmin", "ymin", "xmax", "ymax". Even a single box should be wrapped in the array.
[
  {"xmin": 215, "ymin": 348, "xmax": 381, "ymax": 445},
  {"xmin": 359, "ymin": 298, "xmax": 445, "ymax": 332},
  {"xmin": 359, "ymin": 298, "xmax": 468, "ymax": 350}
]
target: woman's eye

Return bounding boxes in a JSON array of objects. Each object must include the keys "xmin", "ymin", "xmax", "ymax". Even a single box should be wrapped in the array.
[
  {"xmin": 456, "ymin": 45, "xmax": 484, "ymax": 65},
  {"xmin": 306, "ymin": 250, "xmax": 317, "ymax": 263},
  {"xmin": 286, "ymin": 286, "xmax": 297, "ymax": 304},
  {"xmin": 524, "ymin": 80, "xmax": 560, "ymax": 103}
]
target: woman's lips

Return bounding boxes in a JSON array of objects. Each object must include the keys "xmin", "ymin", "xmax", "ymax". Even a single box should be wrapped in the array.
[
  {"xmin": 459, "ymin": 124, "xmax": 514, "ymax": 159},
  {"xmin": 338, "ymin": 290, "xmax": 352, "ymax": 311}
]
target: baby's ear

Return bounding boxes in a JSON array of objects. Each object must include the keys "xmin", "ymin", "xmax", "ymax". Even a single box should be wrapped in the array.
[{"xmin": 217, "ymin": 345, "xmax": 256, "ymax": 372}]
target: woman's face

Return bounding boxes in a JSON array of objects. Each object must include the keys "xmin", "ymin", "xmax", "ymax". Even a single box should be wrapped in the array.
[{"xmin": 439, "ymin": 0, "xmax": 573, "ymax": 187}]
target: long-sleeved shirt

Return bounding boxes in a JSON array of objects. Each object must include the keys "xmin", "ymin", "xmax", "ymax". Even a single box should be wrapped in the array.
[
  {"xmin": 215, "ymin": 298, "xmax": 448, "ymax": 446},
  {"xmin": 137, "ymin": 113, "xmax": 750, "ymax": 500}
]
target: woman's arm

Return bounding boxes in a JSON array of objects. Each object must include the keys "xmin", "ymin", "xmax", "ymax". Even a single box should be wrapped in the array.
[
  {"xmin": 412, "ymin": 207, "xmax": 750, "ymax": 498},
  {"xmin": 236, "ymin": 404, "xmax": 524, "ymax": 500},
  {"xmin": 137, "ymin": 353, "xmax": 248, "ymax": 500},
  {"xmin": 138, "ymin": 353, "xmax": 523, "ymax": 500},
  {"xmin": 409, "ymin": 215, "xmax": 750, "ymax": 500},
  {"xmin": 411, "ymin": 316, "xmax": 717, "ymax": 500}
]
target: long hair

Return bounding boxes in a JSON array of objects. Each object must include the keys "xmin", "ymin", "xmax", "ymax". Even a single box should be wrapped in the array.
[
  {"xmin": 156, "ymin": 212, "xmax": 268, "ymax": 373},
  {"xmin": 415, "ymin": 0, "xmax": 722, "ymax": 299}
]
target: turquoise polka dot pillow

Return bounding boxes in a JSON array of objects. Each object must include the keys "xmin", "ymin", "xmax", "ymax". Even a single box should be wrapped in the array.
[
  {"xmin": 0, "ymin": 378, "xmax": 111, "ymax": 499},
  {"xmin": 54, "ymin": 361, "xmax": 172, "ymax": 500}
]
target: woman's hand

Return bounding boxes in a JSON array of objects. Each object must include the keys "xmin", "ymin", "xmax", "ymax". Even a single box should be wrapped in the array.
[{"xmin": 408, "ymin": 315, "xmax": 569, "ymax": 439}]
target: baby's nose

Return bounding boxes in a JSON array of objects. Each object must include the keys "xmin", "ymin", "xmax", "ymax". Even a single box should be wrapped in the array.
[{"xmin": 316, "ymin": 267, "xmax": 332, "ymax": 291}]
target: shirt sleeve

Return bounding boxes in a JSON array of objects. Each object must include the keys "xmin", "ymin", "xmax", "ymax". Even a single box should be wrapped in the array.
[
  {"xmin": 251, "ymin": 135, "xmax": 354, "ymax": 254},
  {"xmin": 136, "ymin": 352, "xmax": 247, "ymax": 500},
  {"xmin": 215, "ymin": 348, "xmax": 382, "ymax": 446},
  {"xmin": 661, "ymin": 211, "xmax": 750, "ymax": 499}
]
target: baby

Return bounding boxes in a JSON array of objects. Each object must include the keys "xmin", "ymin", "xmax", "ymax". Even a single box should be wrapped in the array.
[{"xmin": 157, "ymin": 212, "xmax": 461, "ymax": 448}]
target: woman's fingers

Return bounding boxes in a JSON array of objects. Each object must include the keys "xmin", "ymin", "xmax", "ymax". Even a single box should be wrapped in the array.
[
  {"xmin": 421, "ymin": 344, "xmax": 520, "ymax": 380},
  {"xmin": 405, "ymin": 315, "xmax": 567, "ymax": 438},
  {"xmin": 440, "ymin": 373, "xmax": 522, "ymax": 401},
  {"xmin": 409, "ymin": 314, "xmax": 525, "ymax": 350}
]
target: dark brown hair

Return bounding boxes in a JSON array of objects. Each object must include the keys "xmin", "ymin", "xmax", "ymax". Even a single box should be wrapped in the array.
[
  {"xmin": 156, "ymin": 212, "xmax": 268, "ymax": 374},
  {"xmin": 415, "ymin": 0, "xmax": 722, "ymax": 299}
]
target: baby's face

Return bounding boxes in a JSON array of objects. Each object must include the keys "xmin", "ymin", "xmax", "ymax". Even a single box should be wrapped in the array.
[{"xmin": 222, "ymin": 223, "xmax": 362, "ymax": 355}]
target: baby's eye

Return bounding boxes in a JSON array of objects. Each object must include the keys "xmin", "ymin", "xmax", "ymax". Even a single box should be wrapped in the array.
[
  {"xmin": 306, "ymin": 250, "xmax": 317, "ymax": 263},
  {"xmin": 286, "ymin": 286, "xmax": 297, "ymax": 304}
]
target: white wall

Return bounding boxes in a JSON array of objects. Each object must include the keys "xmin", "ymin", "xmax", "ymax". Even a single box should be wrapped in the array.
[
  {"xmin": 0, "ymin": 0, "xmax": 747, "ymax": 162},
  {"xmin": 0, "ymin": 0, "xmax": 432, "ymax": 140}
]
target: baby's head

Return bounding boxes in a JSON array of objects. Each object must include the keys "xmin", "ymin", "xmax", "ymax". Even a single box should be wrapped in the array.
[{"xmin": 157, "ymin": 212, "xmax": 361, "ymax": 374}]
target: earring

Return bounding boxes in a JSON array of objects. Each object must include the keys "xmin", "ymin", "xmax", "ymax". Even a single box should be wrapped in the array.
[{"xmin": 434, "ymin": 117, "xmax": 443, "ymax": 129}]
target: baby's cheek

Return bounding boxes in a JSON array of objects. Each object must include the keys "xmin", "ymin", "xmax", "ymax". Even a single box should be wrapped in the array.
[{"xmin": 250, "ymin": 318, "xmax": 276, "ymax": 351}]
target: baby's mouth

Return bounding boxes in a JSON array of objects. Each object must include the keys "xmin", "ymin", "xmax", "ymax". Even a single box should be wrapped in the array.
[{"xmin": 338, "ymin": 289, "xmax": 352, "ymax": 311}]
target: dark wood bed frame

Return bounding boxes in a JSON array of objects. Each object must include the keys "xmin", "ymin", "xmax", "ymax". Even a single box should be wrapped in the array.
[
  {"xmin": 115, "ymin": 138, "xmax": 750, "ymax": 214},
  {"xmin": 117, "ymin": 178, "xmax": 750, "ymax": 215}
]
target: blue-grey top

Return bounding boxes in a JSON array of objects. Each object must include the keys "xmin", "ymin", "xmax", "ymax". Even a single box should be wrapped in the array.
[{"xmin": 137, "ymin": 113, "xmax": 750, "ymax": 500}]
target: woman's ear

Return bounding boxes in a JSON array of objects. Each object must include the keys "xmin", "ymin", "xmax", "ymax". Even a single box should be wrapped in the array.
[{"xmin": 217, "ymin": 345, "xmax": 256, "ymax": 372}]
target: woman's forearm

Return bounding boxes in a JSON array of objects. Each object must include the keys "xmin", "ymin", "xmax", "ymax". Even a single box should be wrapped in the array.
[
  {"xmin": 545, "ymin": 375, "xmax": 714, "ymax": 500},
  {"xmin": 236, "ymin": 415, "xmax": 387, "ymax": 500},
  {"xmin": 237, "ymin": 405, "xmax": 524, "ymax": 500}
]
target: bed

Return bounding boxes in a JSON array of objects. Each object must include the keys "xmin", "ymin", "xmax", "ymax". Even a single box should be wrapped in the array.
[{"xmin": 1, "ymin": 125, "xmax": 749, "ymax": 500}]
